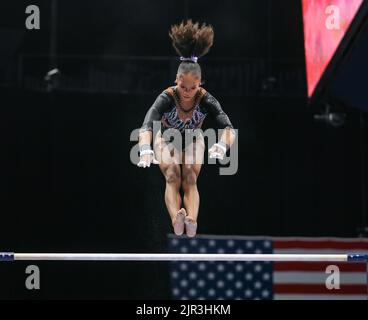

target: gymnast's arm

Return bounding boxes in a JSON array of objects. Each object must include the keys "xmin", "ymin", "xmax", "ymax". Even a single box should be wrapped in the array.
[
  {"xmin": 202, "ymin": 92, "xmax": 236, "ymax": 149},
  {"xmin": 139, "ymin": 91, "xmax": 172, "ymax": 149}
]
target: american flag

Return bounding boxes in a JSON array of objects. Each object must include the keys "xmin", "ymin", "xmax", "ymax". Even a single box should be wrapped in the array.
[{"xmin": 167, "ymin": 235, "xmax": 368, "ymax": 300}]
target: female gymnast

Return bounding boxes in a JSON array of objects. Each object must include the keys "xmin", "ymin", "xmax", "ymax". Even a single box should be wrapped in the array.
[{"xmin": 137, "ymin": 20, "xmax": 236, "ymax": 237}]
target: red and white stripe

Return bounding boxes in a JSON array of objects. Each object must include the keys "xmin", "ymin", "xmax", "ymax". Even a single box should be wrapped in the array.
[{"xmin": 273, "ymin": 237, "xmax": 368, "ymax": 300}]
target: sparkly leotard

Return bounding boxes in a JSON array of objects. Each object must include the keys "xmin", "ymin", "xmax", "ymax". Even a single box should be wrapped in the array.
[{"xmin": 140, "ymin": 86, "xmax": 234, "ymax": 150}]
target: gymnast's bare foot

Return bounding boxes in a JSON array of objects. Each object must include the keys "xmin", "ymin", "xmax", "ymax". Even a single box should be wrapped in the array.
[
  {"xmin": 172, "ymin": 208, "xmax": 187, "ymax": 236},
  {"xmin": 184, "ymin": 216, "xmax": 197, "ymax": 238}
]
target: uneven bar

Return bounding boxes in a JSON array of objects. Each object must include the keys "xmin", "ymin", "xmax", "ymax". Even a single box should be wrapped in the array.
[{"xmin": 1, "ymin": 253, "xmax": 367, "ymax": 262}]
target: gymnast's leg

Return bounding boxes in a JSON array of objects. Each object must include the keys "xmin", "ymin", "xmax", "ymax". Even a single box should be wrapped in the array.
[
  {"xmin": 154, "ymin": 131, "xmax": 185, "ymax": 235},
  {"xmin": 181, "ymin": 133, "xmax": 205, "ymax": 237}
]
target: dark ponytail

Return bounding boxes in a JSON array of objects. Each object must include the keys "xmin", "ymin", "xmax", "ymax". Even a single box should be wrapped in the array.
[
  {"xmin": 169, "ymin": 19, "xmax": 214, "ymax": 59},
  {"xmin": 169, "ymin": 19, "xmax": 214, "ymax": 78}
]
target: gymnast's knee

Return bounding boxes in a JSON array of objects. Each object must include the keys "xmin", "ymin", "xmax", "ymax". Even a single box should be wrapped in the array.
[
  {"xmin": 182, "ymin": 170, "xmax": 197, "ymax": 189},
  {"xmin": 165, "ymin": 166, "xmax": 181, "ymax": 185}
]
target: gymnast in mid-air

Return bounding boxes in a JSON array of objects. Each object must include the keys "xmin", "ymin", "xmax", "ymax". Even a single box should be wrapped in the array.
[{"xmin": 137, "ymin": 19, "xmax": 236, "ymax": 237}]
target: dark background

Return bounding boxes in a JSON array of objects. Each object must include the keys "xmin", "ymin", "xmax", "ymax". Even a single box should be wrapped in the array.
[{"xmin": 0, "ymin": 0, "xmax": 366, "ymax": 299}]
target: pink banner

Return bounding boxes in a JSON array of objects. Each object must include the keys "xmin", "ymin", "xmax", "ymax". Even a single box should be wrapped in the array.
[{"xmin": 302, "ymin": 0, "xmax": 363, "ymax": 96}]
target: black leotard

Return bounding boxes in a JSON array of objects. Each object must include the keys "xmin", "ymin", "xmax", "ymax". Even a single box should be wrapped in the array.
[{"xmin": 140, "ymin": 86, "xmax": 234, "ymax": 134}]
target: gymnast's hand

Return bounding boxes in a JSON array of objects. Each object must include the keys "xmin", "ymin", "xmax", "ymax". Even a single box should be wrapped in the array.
[
  {"xmin": 208, "ymin": 142, "xmax": 227, "ymax": 160},
  {"xmin": 137, "ymin": 147, "xmax": 159, "ymax": 168}
]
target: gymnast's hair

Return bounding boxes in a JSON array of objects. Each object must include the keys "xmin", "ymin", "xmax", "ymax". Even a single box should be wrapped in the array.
[{"xmin": 169, "ymin": 19, "xmax": 214, "ymax": 79}]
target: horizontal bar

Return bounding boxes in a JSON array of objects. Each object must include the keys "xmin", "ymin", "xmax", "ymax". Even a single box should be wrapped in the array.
[
  {"xmin": 1, "ymin": 253, "xmax": 367, "ymax": 262},
  {"xmin": 0, "ymin": 252, "xmax": 14, "ymax": 262},
  {"xmin": 347, "ymin": 254, "xmax": 368, "ymax": 262}
]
